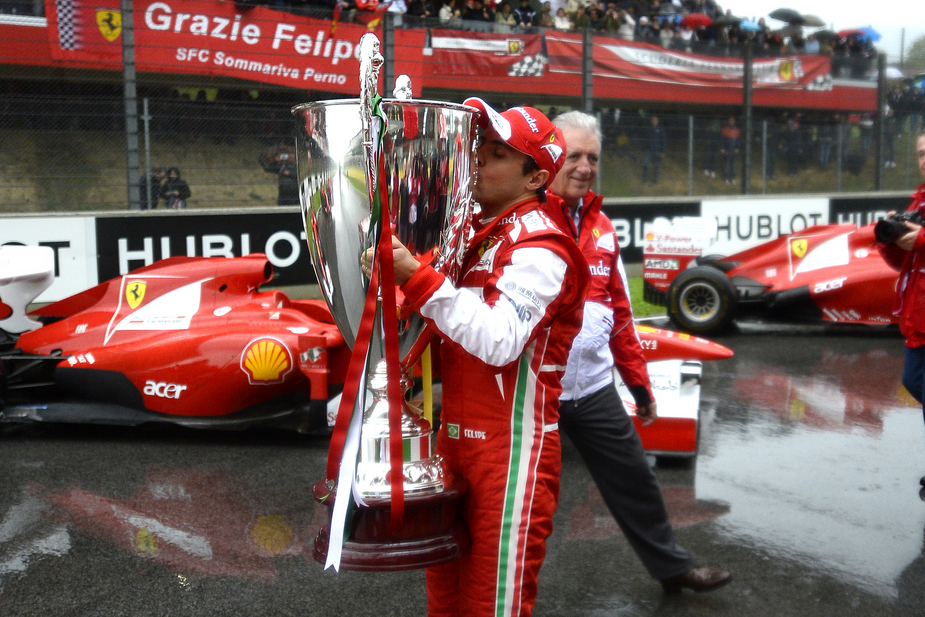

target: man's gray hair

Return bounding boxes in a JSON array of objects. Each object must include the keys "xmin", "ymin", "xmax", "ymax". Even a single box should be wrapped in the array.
[{"xmin": 552, "ymin": 110, "xmax": 602, "ymax": 142}]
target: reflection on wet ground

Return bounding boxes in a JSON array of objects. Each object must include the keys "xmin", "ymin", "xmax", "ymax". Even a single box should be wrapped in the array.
[
  {"xmin": 2, "ymin": 326, "xmax": 925, "ymax": 616},
  {"xmin": 700, "ymin": 326, "xmax": 925, "ymax": 601}
]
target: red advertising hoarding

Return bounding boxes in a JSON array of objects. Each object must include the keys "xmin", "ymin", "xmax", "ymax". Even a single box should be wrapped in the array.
[{"xmin": 0, "ymin": 1, "xmax": 876, "ymax": 110}]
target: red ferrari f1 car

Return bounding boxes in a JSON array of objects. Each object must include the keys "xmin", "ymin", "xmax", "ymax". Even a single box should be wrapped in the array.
[
  {"xmin": 0, "ymin": 247, "xmax": 349, "ymax": 433},
  {"xmin": 642, "ymin": 217, "xmax": 900, "ymax": 336},
  {"xmin": 1, "ymin": 246, "xmax": 731, "ymax": 458}
]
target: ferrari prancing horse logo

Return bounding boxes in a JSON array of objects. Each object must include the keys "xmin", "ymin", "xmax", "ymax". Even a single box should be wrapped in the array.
[
  {"xmin": 791, "ymin": 239, "xmax": 808, "ymax": 259},
  {"xmin": 96, "ymin": 10, "xmax": 122, "ymax": 42},
  {"xmin": 126, "ymin": 281, "xmax": 146, "ymax": 309}
]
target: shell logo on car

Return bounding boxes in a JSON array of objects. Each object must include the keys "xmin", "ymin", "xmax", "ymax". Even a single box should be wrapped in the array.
[{"xmin": 241, "ymin": 337, "xmax": 292, "ymax": 385}]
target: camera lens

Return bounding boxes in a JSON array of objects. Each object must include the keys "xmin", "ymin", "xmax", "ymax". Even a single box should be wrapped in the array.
[{"xmin": 874, "ymin": 218, "xmax": 904, "ymax": 244}]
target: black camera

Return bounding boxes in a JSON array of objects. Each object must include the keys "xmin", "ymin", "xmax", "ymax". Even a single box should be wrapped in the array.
[{"xmin": 874, "ymin": 210, "xmax": 925, "ymax": 244}]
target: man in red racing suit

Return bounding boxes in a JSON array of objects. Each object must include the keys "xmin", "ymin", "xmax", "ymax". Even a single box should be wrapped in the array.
[
  {"xmin": 389, "ymin": 99, "xmax": 589, "ymax": 616},
  {"xmin": 544, "ymin": 110, "xmax": 731, "ymax": 594},
  {"xmin": 879, "ymin": 131, "xmax": 925, "ymax": 487}
]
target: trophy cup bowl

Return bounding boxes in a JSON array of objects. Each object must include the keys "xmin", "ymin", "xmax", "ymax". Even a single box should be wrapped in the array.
[{"xmin": 293, "ymin": 96, "xmax": 477, "ymax": 570}]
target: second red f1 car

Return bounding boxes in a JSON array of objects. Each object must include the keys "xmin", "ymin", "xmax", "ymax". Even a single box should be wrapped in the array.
[{"xmin": 642, "ymin": 218, "xmax": 900, "ymax": 335}]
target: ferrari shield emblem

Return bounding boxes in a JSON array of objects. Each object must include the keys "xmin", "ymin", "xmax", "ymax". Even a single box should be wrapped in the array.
[
  {"xmin": 779, "ymin": 60, "xmax": 793, "ymax": 81},
  {"xmin": 96, "ymin": 10, "xmax": 122, "ymax": 42},
  {"xmin": 791, "ymin": 239, "xmax": 808, "ymax": 258},
  {"xmin": 126, "ymin": 281, "xmax": 146, "ymax": 309},
  {"xmin": 508, "ymin": 39, "xmax": 522, "ymax": 54}
]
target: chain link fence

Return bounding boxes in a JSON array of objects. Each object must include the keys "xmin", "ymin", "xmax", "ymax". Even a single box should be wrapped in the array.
[
  {"xmin": 598, "ymin": 109, "xmax": 925, "ymax": 199},
  {"xmin": 1, "ymin": 3, "xmax": 920, "ymax": 213}
]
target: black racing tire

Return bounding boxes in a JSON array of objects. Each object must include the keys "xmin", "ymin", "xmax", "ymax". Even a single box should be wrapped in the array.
[{"xmin": 667, "ymin": 266, "xmax": 738, "ymax": 335}]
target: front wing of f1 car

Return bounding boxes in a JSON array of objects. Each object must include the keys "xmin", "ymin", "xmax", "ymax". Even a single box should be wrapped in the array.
[
  {"xmin": 323, "ymin": 323, "xmax": 733, "ymax": 458},
  {"xmin": 618, "ymin": 326, "xmax": 732, "ymax": 458}
]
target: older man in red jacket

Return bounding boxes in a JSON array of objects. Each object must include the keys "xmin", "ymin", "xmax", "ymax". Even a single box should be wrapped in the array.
[{"xmin": 544, "ymin": 110, "xmax": 731, "ymax": 594}]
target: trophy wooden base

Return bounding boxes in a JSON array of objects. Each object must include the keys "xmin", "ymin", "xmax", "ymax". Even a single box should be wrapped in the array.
[{"xmin": 311, "ymin": 477, "xmax": 469, "ymax": 571}]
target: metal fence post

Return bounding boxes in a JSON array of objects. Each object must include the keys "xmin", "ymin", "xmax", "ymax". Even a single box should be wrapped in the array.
[
  {"xmin": 383, "ymin": 13, "xmax": 395, "ymax": 95},
  {"xmin": 142, "ymin": 97, "xmax": 151, "ymax": 209},
  {"xmin": 836, "ymin": 120, "xmax": 843, "ymax": 192},
  {"xmin": 741, "ymin": 40, "xmax": 752, "ymax": 195},
  {"xmin": 688, "ymin": 115, "xmax": 694, "ymax": 196},
  {"xmin": 582, "ymin": 30, "xmax": 593, "ymax": 113},
  {"xmin": 121, "ymin": 0, "xmax": 140, "ymax": 210},
  {"xmin": 875, "ymin": 52, "xmax": 885, "ymax": 191},
  {"xmin": 761, "ymin": 119, "xmax": 767, "ymax": 195}
]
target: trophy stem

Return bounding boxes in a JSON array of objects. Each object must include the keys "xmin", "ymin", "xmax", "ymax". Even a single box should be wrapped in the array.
[{"xmin": 312, "ymin": 359, "xmax": 469, "ymax": 571}]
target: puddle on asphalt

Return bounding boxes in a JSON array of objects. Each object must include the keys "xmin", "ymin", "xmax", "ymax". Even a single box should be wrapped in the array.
[{"xmin": 697, "ymin": 336, "xmax": 925, "ymax": 598}]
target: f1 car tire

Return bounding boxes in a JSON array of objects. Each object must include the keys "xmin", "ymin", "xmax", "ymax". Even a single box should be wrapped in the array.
[{"xmin": 667, "ymin": 266, "xmax": 738, "ymax": 335}]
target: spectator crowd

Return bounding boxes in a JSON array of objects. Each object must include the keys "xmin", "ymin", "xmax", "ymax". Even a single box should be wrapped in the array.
[{"xmin": 228, "ymin": 0, "xmax": 881, "ymax": 65}]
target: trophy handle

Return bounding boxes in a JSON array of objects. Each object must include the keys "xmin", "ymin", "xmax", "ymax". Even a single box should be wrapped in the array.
[{"xmin": 359, "ymin": 33, "xmax": 384, "ymax": 218}]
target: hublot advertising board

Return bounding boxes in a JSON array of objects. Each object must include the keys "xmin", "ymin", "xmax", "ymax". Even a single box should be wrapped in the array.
[
  {"xmin": 1, "ymin": 194, "xmax": 913, "ymax": 304},
  {"xmin": 94, "ymin": 210, "xmax": 315, "ymax": 285}
]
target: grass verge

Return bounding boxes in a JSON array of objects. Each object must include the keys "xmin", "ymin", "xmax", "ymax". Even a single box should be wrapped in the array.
[{"xmin": 628, "ymin": 277, "xmax": 666, "ymax": 319}]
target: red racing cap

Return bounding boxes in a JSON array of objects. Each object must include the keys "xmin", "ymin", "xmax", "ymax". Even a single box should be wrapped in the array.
[{"xmin": 463, "ymin": 97, "xmax": 566, "ymax": 183}]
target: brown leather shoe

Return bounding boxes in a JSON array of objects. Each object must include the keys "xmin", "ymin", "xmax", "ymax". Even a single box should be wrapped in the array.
[{"xmin": 661, "ymin": 566, "xmax": 732, "ymax": 594}]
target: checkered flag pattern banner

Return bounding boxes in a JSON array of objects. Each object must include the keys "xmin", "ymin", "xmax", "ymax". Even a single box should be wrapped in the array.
[
  {"xmin": 55, "ymin": 0, "xmax": 77, "ymax": 50},
  {"xmin": 508, "ymin": 53, "xmax": 547, "ymax": 77}
]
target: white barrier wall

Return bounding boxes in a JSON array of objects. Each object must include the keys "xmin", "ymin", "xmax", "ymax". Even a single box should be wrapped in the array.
[{"xmin": 0, "ymin": 194, "xmax": 913, "ymax": 302}]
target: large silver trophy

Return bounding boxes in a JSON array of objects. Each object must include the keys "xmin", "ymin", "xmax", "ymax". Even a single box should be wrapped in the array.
[{"xmin": 293, "ymin": 34, "xmax": 477, "ymax": 571}]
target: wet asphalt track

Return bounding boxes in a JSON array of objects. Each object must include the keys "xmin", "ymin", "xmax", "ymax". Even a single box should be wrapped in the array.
[{"xmin": 2, "ymin": 323, "xmax": 925, "ymax": 617}]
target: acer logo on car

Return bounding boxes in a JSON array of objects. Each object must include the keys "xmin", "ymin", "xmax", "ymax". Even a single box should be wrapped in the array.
[
  {"xmin": 813, "ymin": 277, "xmax": 847, "ymax": 294},
  {"xmin": 144, "ymin": 380, "xmax": 188, "ymax": 399}
]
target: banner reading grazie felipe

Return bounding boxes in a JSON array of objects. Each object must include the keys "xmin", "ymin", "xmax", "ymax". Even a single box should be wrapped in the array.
[{"xmin": 43, "ymin": 0, "xmax": 369, "ymax": 92}]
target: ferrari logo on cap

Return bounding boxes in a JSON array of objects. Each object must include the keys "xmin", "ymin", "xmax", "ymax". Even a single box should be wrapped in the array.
[
  {"xmin": 241, "ymin": 338, "xmax": 293, "ymax": 385},
  {"xmin": 791, "ymin": 239, "xmax": 808, "ymax": 258},
  {"xmin": 126, "ymin": 281, "xmax": 146, "ymax": 309},
  {"xmin": 96, "ymin": 9, "xmax": 122, "ymax": 42}
]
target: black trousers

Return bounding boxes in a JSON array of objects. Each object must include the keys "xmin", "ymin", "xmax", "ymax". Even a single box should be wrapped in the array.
[{"xmin": 558, "ymin": 383, "xmax": 695, "ymax": 580}]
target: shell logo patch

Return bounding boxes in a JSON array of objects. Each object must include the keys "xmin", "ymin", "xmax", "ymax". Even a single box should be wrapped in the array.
[
  {"xmin": 241, "ymin": 337, "xmax": 293, "ymax": 385},
  {"xmin": 126, "ymin": 281, "xmax": 146, "ymax": 309},
  {"xmin": 791, "ymin": 239, "xmax": 808, "ymax": 258},
  {"xmin": 96, "ymin": 9, "xmax": 122, "ymax": 42}
]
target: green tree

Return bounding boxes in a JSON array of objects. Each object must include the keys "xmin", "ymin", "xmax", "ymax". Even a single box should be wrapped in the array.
[{"xmin": 905, "ymin": 33, "xmax": 925, "ymax": 75}]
